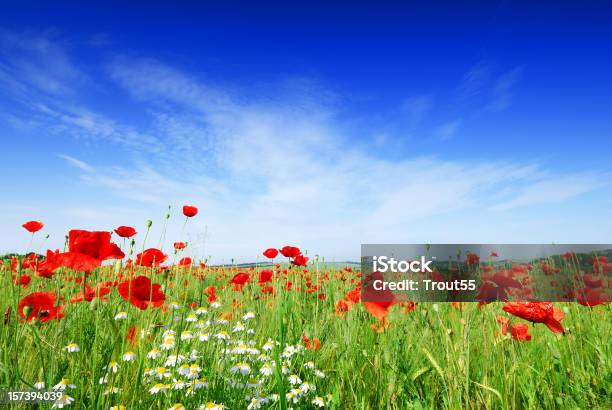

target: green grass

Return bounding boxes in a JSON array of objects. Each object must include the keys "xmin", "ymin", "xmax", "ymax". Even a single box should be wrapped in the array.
[{"xmin": 1, "ymin": 260, "xmax": 610, "ymax": 410}]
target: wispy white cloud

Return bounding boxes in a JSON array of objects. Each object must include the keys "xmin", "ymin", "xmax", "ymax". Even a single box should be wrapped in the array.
[{"xmin": 1, "ymin": 32, "xmax": 611, "ymax": 261}]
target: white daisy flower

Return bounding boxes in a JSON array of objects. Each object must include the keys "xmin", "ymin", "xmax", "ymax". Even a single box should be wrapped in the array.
[
  {"xmin": 247, "ymin": 397, "xmax": 265, "ymax": 409},
  {"xmin": 164, "ymin": 354, "xmax": 185, "ymax": 367},
  {"xmin": 63, "ymin": 343, "xmax": 80, "ymax": 353},
  {"xmin": 288, "ymin": 374, "xmax": 302, "ymax": 385},
  {"xmin": 262, "ymin": 340, "xmax": 275, "ymax": 351},
  {"xmin": 312, "ymin": 396, "xmax": 325, "ymax": 407},
  {"xmin": 122, "ymin": 351, "xmax": 136, "ymax": 361},
  {"xmin": 52, "ymin": 394, "xmax": 75, "ymax": 408},
  {"xmin": 314, "ymin": 370, "xmax": 326, "ymax": 379},
  {"xmin": 114, "ymin": 312, "xmax": 127, "ymax": 320},
  {"xmin": 259, "ymin": 363, "xmax": 273, "ymax": 376},
  {"xmin": 168, "ymin": 302, "xmax": 181, "ymax": 310},
  {"xmin": 209, "ymin": 301, "xmax": 221, "ymax": 309},
  {"xmin": 161, "ymin": 337, "xmax": 176, "ymax": 350},
  {"xmin": 198, "ymin": 332, "xmax": 210, "ymax": 341},
  {"xmin": 199, "ymin": 402, "xmax": 225, "ymax": 410},
  {"xmin": 242, "ymin": 311, "xmax": 256, "ymax": 320},
  {"xmin": 304, "ymin": 361, "xmax": 315, "ymax": 369},
  {"xmin": 195, "ymin": 307, "xmax": 208, "ymax": 315},
  {"xmin": 300, "ymin": 381, "xmax": 316, "ymax": 393},
  {"xmin": 149, "ymin": 383, "xmax": 168, "ymax": 394},
  {"xmin": 230, "ymin": 362, "xmax": 251, "ymax": 375},
  {"xmin": 171, "ymin": 379, "xmax": 186, "ymax": 390},
  {"xmin": 34, "ymin": 381, "xmax": 45, "ymax": 389},
  {"xmin": 105, "ymin": 361, "xmax": 119, "ymax": 373},
  {"xmin": 154, "ymin": 367, "xmax": 171, "ymax": 379},
  {"xmin": 185, "ymin": 313, "xmax": 198, "ymax": 322},
  {"xmin": 147, "ymin": 348, "xmax": 161, "ymax": 359},
  {"xmin": 168, "ymin": 404, "xmax": 185, "ymax": 410},
  {"xmin": 192, "ymin": 378, "xmax": 209, "ymax": 389},
  {"xmin": 215, "ymin": 331, "xmax": 229, "ymax": 340},
  {"xmin": 180, "ymin": 330, "xmax": 193, "ymax": 341},
  {"xmin": 233, "ymin": 322, "xmax": 246, "ymax": 332},
  {"xmin": 53, "ymin": 378, "xmax": 76, "ymax": 391}
]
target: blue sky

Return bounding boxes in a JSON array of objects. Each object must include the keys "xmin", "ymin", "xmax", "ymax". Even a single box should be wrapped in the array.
[{"xmin": 1, "ymin": 1, "xmax": 611, "ymax": 262}]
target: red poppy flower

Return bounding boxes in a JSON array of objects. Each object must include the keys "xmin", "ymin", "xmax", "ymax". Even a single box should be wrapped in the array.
[
  {"xmin": 114, "ymin": 226, "xmax": 137, "ymax": 238},
  {"xmin": 117, "ymin": 275, "xmax": 166, "ymax": 310},
  {"xmin": 174, "ymin": 242, "xmax": 187, "ymax": 250},
  {"xmin": 263, "ymin": 248, "xmax": 279, "ymax": 259},
  {"xmin": 466, "ymin": 252, "xmax": 480, "ymax": 266},
  {"xmin": 292, "ymin": 254, "xmax": 309, "ymax": 267},
  {"xmin": 12, "ymin": 274, "xmax": 31, "ymax": 287},
  {"xmin": 69, "ymin": 230, "xmax": 125, "ymax": 261},
  {"xmin": 70, "ymin": 283, "xmax": 111, "ymax": 303},
  {"xmin": 510, "ymin": 323, "xmax": 532, "ymax": 341},
  {"xmin": 135, "ymin": 248, "xmax": 168, "ymax": 267},
  {"xmin": 229, "ymin": 272, "xmax": 250, "ymax": 291},
  {"xmin": 22, "ymin": 221, "xmax": 44, "ymax": 233},
  {"xmin": 258, "ymin": 269, "xmax": 273, "ymax": 284},
  {"xmin": 18, "ymin": 292, "xmax": 64, "ymax": 323},
  {"xmin": 502, "ymin": 302, "xmax": 565, "ymax": 334},
  {"xmin": 178, "ymin": 257, "xmax": 192, "ymax": 266},
  {"xmin": 182, "ymin": 205, "xmax": 198, "ymax": 217},
  {"xmin": 302, "ymin": 335, "xmax": 321, "ymax": 351},
  {"xmin": 279, "ymin": 246, "xmax": 301, "ymax": 258}
]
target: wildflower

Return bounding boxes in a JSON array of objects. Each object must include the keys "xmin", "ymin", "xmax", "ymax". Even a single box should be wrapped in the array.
[
  {"xmin": 247, "ymin": 397, "xmax": 265, "ymax": 409},
  {"xmin": 233, "ymin": 321, "xmax": 246, "ymax": 332},
  {"xmin": 52, "ymin": 394, "xmax": 75, "ymax": 408},
  {"xmin": 18, "ymin": 292, "xmax": 64, "ymax": 323},
  {"xmin": 114, "ymin": 312, "xmax": 127, "ymax": 320},
  {"xmin": 117, "ymin": 276, "xmax": 166, "ymax": 310},
  {"xmin": 147, "ymin": 348, "xmax": 161, "ymax": 359},
  {"xmin": 195, "ymin": 307, "xmax": 208, "ymax": 315},
  {"xmin": 63, "ymin": 343, "xmax": 80, "ymax": 353},
  {"xmin": 286, "ymin": 388, "xmax": 303, "ymax": 403},
  {"xmin": 230, "ymin": 362, "xmax": 251, "ymax": 375},
  {"xmin": 210, "ymin": 301, "xmax": 221, "ymax": 309},
  {"xmin": 262, "ymin": 339, "xmax": 275, "ymax": 351},
  {"xmin": 186, "ymin": 313, "xmax": 198, "ymax": 322},
  {"xmin": 168, "ymin": 301, "xmax": 181, "ymax": 310},
  {"xmin": 34, "ymin": 381, "xmax": 45, "ymax": 389},
  {"xmin": 304, "ymin": 361, "xmax": 315, "ymax": 369},
  {"xmin": 114, "ymin": 226, "xmax": 137, "ymax": 238},
  {"xmin": 288, "ymin": 374, "xmax": 302, "ymax": 385},
  {"xmin": 215, "ymin": 331, "xmax": 229, "ymax": 340},
  {"xmin": 110, "ymin": 406, "xmax": 126, "ymax": 410},
  {"xmin": 199, "ymin": 403, "xmax": 225, "ymax": 410},
  {"xmin": 154, "ymin": 367, "xmax": 171, "ymax": 379},
  {"xmin": 246, "ymin": 378, "xmax": 260, "ymax": 388},
  {"xmin": 192, "ymin": 378, "xmax": 209, "ymax": 389},
  {"xmin": 23, "ymin": 220, "xmax": 44, "ymax": 233},
  {"xmin": 510, "ymin": 323, "xmax": 532, "ymax": 341},
  {"xmin": 312, "ymin": 396, "xmax": 325, "ymax": 407},
  {"xmin": 164, "ymin": 355, "xmax": 185, "ymax": 367},
  {"xmin": 180, "ymin": 330, "xmax": 193, "ymax": 341},
  {"xmin": 301, "ymin": 381, "xmax": 316, "ymax": 393},
  {"xmin": 105, "ymin": 361, "xmax": 119, "ymax": 373},
  {"xmin": 53, "ymin": 378, "xmax": 76, "ymax": 391},
  {"xmin": 149, "ymin": 383, "xmax": 168, "ymax": 394},
  {"xmin": 263, "ymin": 248, "xmax": 279, "ymax": 259},
  {"xmin": 199, "ymin": 332, "xmax": 210, "ymax": 342},
  {"xmin": 314, "ymin": 370, "xmax": 326, "ymax": 378},
  {"xmin": 503, "ymin": 302, "xmax": 565, "ymax": 333},
  {"xmin": 171, "ymin": 379, "xmax": 186, "ymax": 390},
  {"xmin": 162, "ymin": 337, "xmax": 176, "ymax": 350},
  {"xmin": 122, "ymin": 351, "xmax": 136, "ymax": 361},
  {"xmin": 260, "ymin": 363, "xmax": 273, "ymax": 376},
  {"xmin": 243, "ymin": 311, "xmax": 256, "ymax": 320},
  {"xmin": 135, "ymin": 248, "xmax": 168, "ymax": 267},
  {"xmin": 183, "ymin": 205, "xmax": 198, "ymax": 217},
  {"xmin": 169, "ymin": 404, "xmax": 185, "ymax": 410}
]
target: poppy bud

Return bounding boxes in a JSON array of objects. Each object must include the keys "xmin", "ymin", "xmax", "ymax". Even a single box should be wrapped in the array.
[
  {"xmin": 44, "ymin": 234, "xmax": 50, "ymax": 239},
  {"xmin": 146, "ymin": 220, "xmax": 153, "ymax": 228}
]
